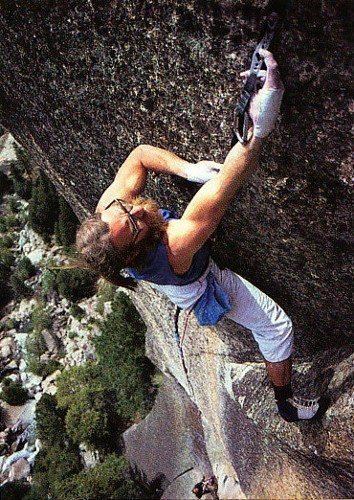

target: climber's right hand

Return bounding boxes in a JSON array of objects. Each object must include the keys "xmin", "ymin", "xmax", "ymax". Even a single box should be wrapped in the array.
[{"xmin": 240, "ymin": 49, "xmax": 284, "ymax": 138}]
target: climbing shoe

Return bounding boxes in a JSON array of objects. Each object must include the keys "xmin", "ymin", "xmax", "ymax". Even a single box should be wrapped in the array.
[{"xmin": 277, "ymin": 396, "xmax": 321, "ymax": 422}]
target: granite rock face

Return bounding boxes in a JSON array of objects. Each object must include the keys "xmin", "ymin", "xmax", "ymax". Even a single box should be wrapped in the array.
[
  {"xmin": 0, "ymin": 1, "xmax": 352, "ymax": 498},
  {"xmin": 123, "ymin": 376, "xmax": 215, "ymax": 500},
  {"xmin": 127, "ymin": 283, "xmax": 353, "ymax": 498}
]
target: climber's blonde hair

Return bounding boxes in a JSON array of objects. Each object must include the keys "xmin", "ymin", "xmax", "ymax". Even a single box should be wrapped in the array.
[{"xmin": 74, "ymin": 196, "xmax": 166, "ymax": 290}]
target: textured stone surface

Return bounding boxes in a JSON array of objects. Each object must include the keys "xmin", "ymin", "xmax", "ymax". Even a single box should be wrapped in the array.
[
  {"xmin": 8, "ymin": 457, "xmax": 31, "ymax": 481},
  {"xmin": 130, "ymin": 283, "xmax": 353, "ymax": 498},
  {"xmin": 124, "ymin": 376, "xmax": 214, "ymax": 498},
  {"xmin": 0, "ymin": 132, "xmax": 17, "ymax": 174},
  {"xmin": 0, "ymin": 1, "xmax": 353, "ymax": 498}
]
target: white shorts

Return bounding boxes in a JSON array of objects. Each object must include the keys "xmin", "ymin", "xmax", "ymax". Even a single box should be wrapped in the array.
[
  {"xmin": 149, "ymin": 259, "xmax": 294, "ymax": 363},
  {"xmin": 209, "ymin": 261, "xmax": 294, "ymax": 363}
]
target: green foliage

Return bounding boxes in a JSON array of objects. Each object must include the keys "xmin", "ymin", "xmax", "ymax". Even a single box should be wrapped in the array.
[
  {"xmin": 22, "ymin": 475, "xmax": 50, "ymax": 500},
  {"xmin": 27, "ymin": 359, "xmax": 45, "ymax": 378},
  {"xmin": 96, "ymin": 280, "xmax": 116, "ymax": 315},
  {"xmin": 40, "ymin": 269, "xmax": 56, "ymax": 298},
  {"xmin": 8, "ymin": 149, "xmax": 78, "ymax": 251},
  {"xmin": 25, "ymin": 295, "xmax": 156, "ymax": 498},
  {"xmin": 151, "ymin": 371, "xmax": 164, "ymax": 388},
  {"xmin": 56, "ymin": 363, "xmax": 124, "ymax": 451},
  {"xmin": 9, "ymin": 143, "xmax": 32, "ymax": 200},
  {"xmin": 0, "ymin": 247, "xmax": 15, "ymax": 306},
  {"xmin": 28, "ymin": 449, "xmax": 149, "ymax": 500},
  {"xmin": 0, "ymin": 480, "xmax": 31, "ymax": 500},
  {"xmin": 28, "ymin": 359, "xmax": 62, "ymax": 378},
  {"xmin": 36, "ymin": 393, "xmax": 67, "ymax": 445},
  {"xmin": 55, "ymin": 454, "xmax": 137, "ymax": 500},
  {"xmin": 28, "ymin": 171, "xmax": 58, "ymax": 242},
  {"xmin": 54, "ymin": 268, "xmax": 97, "ymax": 302},
  {"xmin": 0, "ymin": 234, "xmax": 15, "ymax": 249},
  {"xmin": 54, "ymin": 196, "xmax": 79, "ymax": 249},
  {"xmin": 65, "ymin": 393, "xmax": 108, "ymax": 448},
  {"xmin": 6, "ymin": 318, "xmax": 16, "ymax": 330},
  {"xmin": 26, "ymin": 394, "xmax": 82, "ymax": 499},
  {"xmin": 0, "ymin": 213, "xmax": 18, "ymax": 232},
  {"xmin": 0, "ymin": 170, "xmax": 12, "ymax": 200},
  {"xmin": 25, "ymin": 303, "xmax": 53, "ymax": 375},
  {"xmin": 41, "ymin": 265, "xmax": 97, "ymax": 302},
  {"xmin": 31, "ymin": 302, "xmax": 52, "ymax": 332},
  {"xmin": 9, "ymin": 196, "xmax": 21, "ymax": 213},
  {"xmin": 9, "ymin": 257, "xmax": 36, "ymax": 300},
  {"xmin": 25, "ymin": 333, "xmax": 47, "ymax": 363},
  {"xmin": 9, "ymin": 272, "xmax": 33, "ymax": 299},
  {"xmin": 69, "ymin": 304, "xmax": 85, "ymax": 320},
  {"xmin": 16, "ymin": 256, "xmax": 36, "ymax": 280},
  {"xmin": 94, "ymin": 292, "xmax": 155, "ymax": 420},
  {"xmin": 0, "ymin": 378, "xmax": 29, "ymax": 405},
  {"xmin": 10, "ymin": 257, "xmax": 36, "ymax": 300},
  {"xmin": 0, "ymin": 247, "xmax": 14, "ymax": 268},
  {"xmin": 17, "ymin": 206, "xmax": 29, "ymax": 226},
  {"xmin": 28, "ymin": 444, "xmax": 82, "ymax": 500}
]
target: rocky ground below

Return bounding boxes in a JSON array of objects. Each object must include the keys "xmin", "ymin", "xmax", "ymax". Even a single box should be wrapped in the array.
[{"xmin": 0, "ymin": 152, "xmax": 111, "ymax": 485}]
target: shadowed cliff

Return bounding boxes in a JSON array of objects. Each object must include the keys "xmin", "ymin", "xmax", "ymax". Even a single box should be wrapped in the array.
[{"xmin": 0, "ymin": 1, "xmax": 352, "ymax": 498}]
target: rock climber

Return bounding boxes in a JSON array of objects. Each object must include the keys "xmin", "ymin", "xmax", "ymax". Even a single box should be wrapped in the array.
[
  {"xmin": 75, "ymin": 49, "xmax": 321, "ymax": 422},
  {"xmin": 192, "ymin": 475, "xmax": 219, "ymax": 499}
]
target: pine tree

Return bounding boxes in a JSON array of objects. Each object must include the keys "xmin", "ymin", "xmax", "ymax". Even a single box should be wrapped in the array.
[
  {"xmin": 54, "ymin": 195, "xmax": 79, "ymax": 248},
  {"xmin": 10, "ymin": 143, "xmax": 32, "ymax": 199},
  {"xmin": 28, "ymin": 171, "xmax": 59, "ymax": 242}
]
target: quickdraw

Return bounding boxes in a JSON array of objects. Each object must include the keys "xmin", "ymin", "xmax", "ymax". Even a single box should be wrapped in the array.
[{"xmin": 232, "ymin": 0, "xmax": 291, "ymax": 145}]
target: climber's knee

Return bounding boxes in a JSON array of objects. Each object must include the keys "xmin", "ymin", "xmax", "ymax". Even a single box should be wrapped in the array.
[{"xmin": 257, "ymin": 313, "xmax": 294, "ymax": 363}]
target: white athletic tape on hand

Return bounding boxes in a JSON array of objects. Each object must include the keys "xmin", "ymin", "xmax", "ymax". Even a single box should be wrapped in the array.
[
  {"xmin": 253, "ymin": 88, "xmax": 284, "ymax": 138},
  {"xmin": 185, "ymin": 162, "xmax": 221, "ymax": 184}
]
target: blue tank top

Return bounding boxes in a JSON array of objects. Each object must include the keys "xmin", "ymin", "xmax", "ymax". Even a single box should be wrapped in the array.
[
  {"xmin": 126, "ymin": 209, "xmax": 231, "ymax": 325},
  {"xmin": 127, "ymin": 209, "xmax": 210, "ymax": 285}
]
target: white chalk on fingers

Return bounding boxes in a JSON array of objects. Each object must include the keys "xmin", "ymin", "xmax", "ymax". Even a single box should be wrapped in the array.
[{"xmin": 253, "ymin": 88, "xmax": 284, "ymax": 138}]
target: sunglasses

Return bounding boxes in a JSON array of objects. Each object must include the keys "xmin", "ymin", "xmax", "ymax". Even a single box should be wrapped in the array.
[{"xmin": 104, "ymin": 198, "xmax": 142, "ymax": 244}]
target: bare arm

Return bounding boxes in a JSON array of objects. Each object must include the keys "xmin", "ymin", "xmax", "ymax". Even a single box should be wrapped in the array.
[
  {"xmin": 168, "ymin": 137, "xmax": 263, "ymax": 256},
  {"xmin": 95, "ymin": 145, "xmax": 192, "ymax": 213},
  {"xmin": 134, "ymin": 144, "xmax": 192, "ymax": 176},
  {"xmin": 168, "ymin": 49, "xmax": 283, "ymax": 262}
]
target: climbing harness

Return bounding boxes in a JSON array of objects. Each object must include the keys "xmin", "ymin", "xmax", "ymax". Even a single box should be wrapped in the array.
[{"xmin": 232, "ymin": 0, "xmax": 291, "ymax": 145}]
